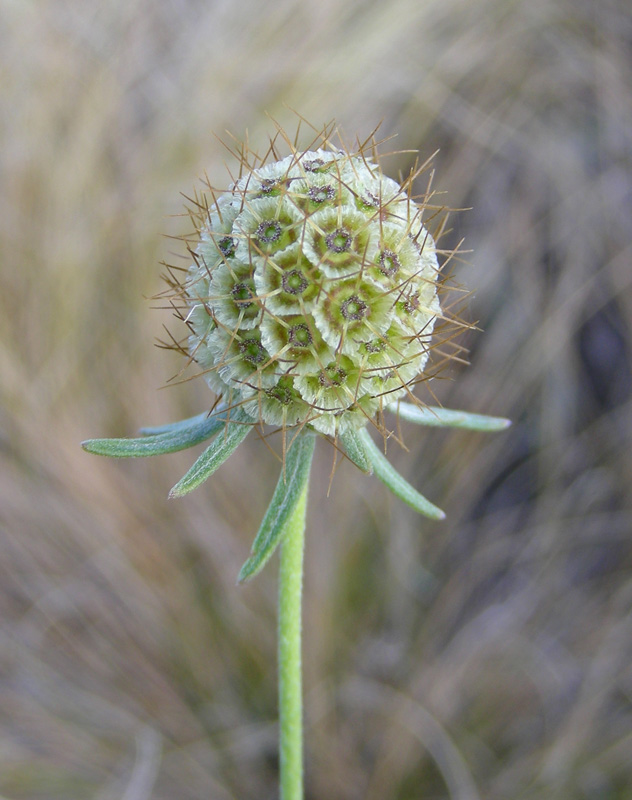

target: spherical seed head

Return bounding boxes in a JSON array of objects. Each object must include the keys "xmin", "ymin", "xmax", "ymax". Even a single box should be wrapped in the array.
[{"xmin": 178, "ymin": 125, "xmax": 446, "ymax": 437}]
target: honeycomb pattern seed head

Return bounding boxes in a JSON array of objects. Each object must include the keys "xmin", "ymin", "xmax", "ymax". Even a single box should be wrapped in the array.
[{"xmin": 180, "ymin": 130, "xmax": 445, "ymax": 437}]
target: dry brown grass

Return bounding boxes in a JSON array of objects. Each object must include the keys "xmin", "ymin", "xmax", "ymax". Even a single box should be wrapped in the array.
[{"xmin": 1, "ymin": 0, "xmax": 631, "ymax": 798}]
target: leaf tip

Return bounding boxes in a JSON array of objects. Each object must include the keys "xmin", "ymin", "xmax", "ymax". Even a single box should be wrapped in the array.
[
  {"xmin": 81, "ymin": 439, "xmax": 102, "ymax": 455},
  {"xmin": 237, "ymin": 561, "xmax": 255, "ymax": 584}
]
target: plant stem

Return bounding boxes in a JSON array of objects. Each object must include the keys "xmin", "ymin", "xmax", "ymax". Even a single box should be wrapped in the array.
[{"xmin": 278, "ymin": 480, "xmax": 308, "ymax": 800}]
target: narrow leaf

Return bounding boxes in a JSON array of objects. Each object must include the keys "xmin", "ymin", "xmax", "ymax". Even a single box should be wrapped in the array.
[
  {"xmin": 356, "ymin": 428, "xmax": 445, "ymax": 520},
  {"xmin": 82, "ymin": 411, "xmax": 228, "ymax": 458},
  {"xmin": 139, "ymin": 411, "xmax": 213, "ymax": 436},
  {"xmin": 168, "ymin": 410, "xmax": 253, "ymax": 497},
  {"xmin": 390, "ymin": 402, "xmax": 511, "ymax": 432},
  {"xmin": 238, "ymin": 432, "xmax": 316, "ymax": 583},
  {"xmin": 339, "ymin": 429, "xmax": 373, "ymax": 474}
]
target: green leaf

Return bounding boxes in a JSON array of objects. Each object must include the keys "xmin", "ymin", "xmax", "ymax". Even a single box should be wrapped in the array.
[
  {"xmin": 339, "ymin": 429, "xmax": 373, "ymax": 474},
  {"xmin": 390, "ymin": 402, "xmax": 511, "ymax": 432},
  {"xmin": 238, "ymin": 432, "xmax": 316, "ymax": 583},
  {"xmin": 168, "ymin": 410, "xmax": 254, "ymax": 498},
  {"xmin": 82, "ymin": 410, "xmax": 228, "ymax": 458},
  {"xmin": 356, "ymin": 428, "xmax": 445, "ymax": 520},
  {"xmin": 138, "ymin": 411, "xmax": 213, "ymax": 436}
]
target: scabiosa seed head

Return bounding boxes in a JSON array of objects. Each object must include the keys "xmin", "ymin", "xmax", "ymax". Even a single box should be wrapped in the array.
[
  {"xmin": 84, "ymin": 121, "xmax": 509, "ymax": 591},
  {"xmin": 168, "ymin": 123, "xmax": 457, "ymax": 438}
]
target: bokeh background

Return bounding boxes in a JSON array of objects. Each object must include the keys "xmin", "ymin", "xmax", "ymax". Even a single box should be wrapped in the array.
[{"xmin": 2, "ymin": 1, "xmax": 631, "ymax": 798}]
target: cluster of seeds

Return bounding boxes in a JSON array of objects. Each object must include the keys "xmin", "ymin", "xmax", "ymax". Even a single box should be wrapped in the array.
[{"xmin": 181, "ymin": 143, "xmax": 442, "ymax": 436}]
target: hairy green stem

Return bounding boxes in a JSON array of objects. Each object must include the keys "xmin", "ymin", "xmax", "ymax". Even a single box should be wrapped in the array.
[{"xmin": 278, "ymin": 481, "xmax": 308, "ymax": 800}]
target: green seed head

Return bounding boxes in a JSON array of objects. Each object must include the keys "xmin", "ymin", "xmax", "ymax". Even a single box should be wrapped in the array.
[{"xmin": 176, "ymin": 125, "xmax": 448, "ymax": 437}]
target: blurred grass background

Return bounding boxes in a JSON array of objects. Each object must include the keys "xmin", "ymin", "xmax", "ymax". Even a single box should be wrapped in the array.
[{"xmin": 1, "ymin": 0, "xmax": 631, "ymax": 798}]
